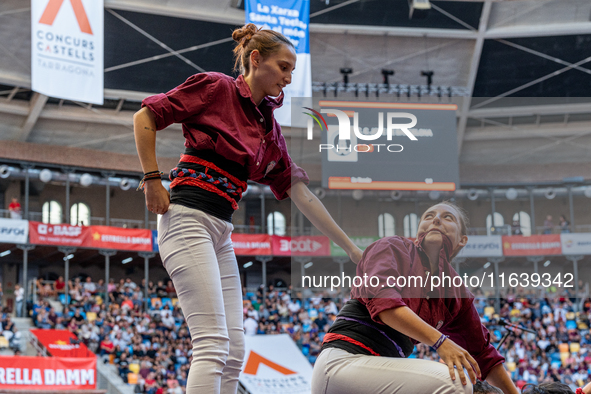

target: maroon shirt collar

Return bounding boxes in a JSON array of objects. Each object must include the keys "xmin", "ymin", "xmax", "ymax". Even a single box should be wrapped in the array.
[
  {"xmin": 414, "ymin": 229, "xmax": 454, "ymax": 271},
  {"xmin": 235, "ymin": 74, "xmax": 284, "ymax": 109}
]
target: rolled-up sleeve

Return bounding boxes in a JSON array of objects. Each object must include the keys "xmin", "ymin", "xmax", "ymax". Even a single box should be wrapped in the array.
[
  {"xmin": 141, "ymin": 73, "xmax": 218, "ymax": 131},
  {"xmin": 443, "ymin": 302, "xmax": 505, "ymax": 380},
  {"xmin": 264, "ymin": 133, "xmax": 309, "ymax": 200},
  {"xmin": 353, "ymin": 237, "xmax": 412, "ymax": 324}
]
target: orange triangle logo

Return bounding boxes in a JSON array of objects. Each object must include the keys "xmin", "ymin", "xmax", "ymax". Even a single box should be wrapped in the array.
[
  {"xmin": 39, "ymin": 0, "xmax": 93, "ymax": 35},
  {"xmin": 243, "ymin": 351, "xmax": 296, "ymax": 375}
]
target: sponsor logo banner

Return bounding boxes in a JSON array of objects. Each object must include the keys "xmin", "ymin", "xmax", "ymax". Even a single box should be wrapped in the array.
[
  {"xmin": 231, "ymin": 234, "xmax": 272, "ymax": 255},
  {"xmin": 88, "ymin": 226, "xmax": 152, "ymax": 251},
  {"xmin": 0, "ymin": 218, "xmax": 29, "ymax": 244},
  {"xmin": 29, "ymin": 221, "xmax": 89, "ymax": 247},
  {"xmin": 331, "ymin": 236, "xmax": 378, "ymax": 257},
  {"xmin": 0, "ymin": 355, "xmax": 95, "ymax": 390},
  {"xmin": 502, "ymin": 234, "xmax": 562, "ymax": 256},
  {"xmin": 30, "ymin": 329, "xmax": 93, "ymax": 358},
  {"xmin": 457, "ymin": 235, "xmax": 503, "ymax": 258},
  {"xmin": 31, "ymin": 0, "xmax": 104, "ymax": 104},
  {"xmin": 560, "ymin": 233, "xmax": 591, "ymax": 255},
  {"xmin": 240, "ymin": 334, "xmax": 312, "ymax": 394},
  {"xmin": 272, "ymin": 235, "xmax": 330, "ymax": 256}
]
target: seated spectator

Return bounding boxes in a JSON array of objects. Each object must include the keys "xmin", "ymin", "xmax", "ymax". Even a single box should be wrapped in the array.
[
  {"xmin": 165, "ymin": 280, "xmax": 176, "ymax": 298},
  {"xmin": 155, "ymin": 281, "xmax": 167, "ymax": 298},
  {"xmin": 84, "ymin": 277, "xmax": 97, "ymax": 294},
  {"xmin": 54, "ymin": 276, "xmax": 65, "ymax": 294},
  {"xmin": 512, "ymin": 220, "xmax": 522, "ymax": 235}
]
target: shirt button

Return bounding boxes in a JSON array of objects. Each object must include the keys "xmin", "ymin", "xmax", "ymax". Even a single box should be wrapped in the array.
[
  {"xmin": 257, "ymin": 162, "xmax": 260, "ymax": 166},
  {"xmin": 260, "ymin": 118, "xmax": 264, "ymax": 122},
  {"xmin": 426, "ymin": 296, "xmax": 430, "ymax": 300}
]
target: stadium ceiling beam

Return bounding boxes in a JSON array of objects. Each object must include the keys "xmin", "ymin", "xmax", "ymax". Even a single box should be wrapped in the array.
[
  {"xmin": 468, "ymin": 102, "xmax": 591, "ymax": 118},
  {"xmin": 485, "ymin": 22, "xmax": 591, "ymax": 39},
  {"xmin": 464, "ymin": 122, "xmax": 591, "ymax": 141},
  {"xmin": 0, "ymin": 99, "xmax": 181, "ymax": 130},
  {"xmin": 14, "ymin": 92, "xmax": 48, "ymax": 142},
  {"xmin": 456, "ymin": 0, "xmax": 492, "ymax": 155}
]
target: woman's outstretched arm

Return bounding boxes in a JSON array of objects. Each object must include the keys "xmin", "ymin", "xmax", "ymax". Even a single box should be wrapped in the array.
[
  {"xmin": 287, "ymin": 181, "xmax": 363, "ymax": 264},
  {"xmin": 133, "ymin": 107, "xmax": 170, "ymax": 215}
]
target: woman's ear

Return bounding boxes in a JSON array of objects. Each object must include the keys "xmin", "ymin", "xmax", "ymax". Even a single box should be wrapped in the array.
[
  {"xmin": 250, "ymin": 49, "xmax": 261, "ymax": 69},
  {"xmin": 458, "ymin": 235, "xmax": 468, "ymax": 248}
]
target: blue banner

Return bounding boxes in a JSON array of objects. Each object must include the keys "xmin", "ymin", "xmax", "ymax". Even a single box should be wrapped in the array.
[
  {"xmin": 245, "ymin": 0, "xmax": 309, "ymax": 54},
  {"xmin": 152, "ymin": 230, "xmax": 159, "ymax": 252},
  {"xmin": 246, "ymin": 0, "xmax": 311, "ymax": 126}
]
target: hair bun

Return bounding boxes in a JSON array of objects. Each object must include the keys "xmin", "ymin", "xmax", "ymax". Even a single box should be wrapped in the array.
[{"xmin": 232, "ymin": 23, "xmax": 259, "ymax": 46}]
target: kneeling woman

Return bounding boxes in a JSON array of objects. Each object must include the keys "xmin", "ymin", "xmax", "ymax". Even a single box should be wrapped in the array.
[{"xmin": 312, "ymin": 202, "xmax": 519, "ymax": 394}]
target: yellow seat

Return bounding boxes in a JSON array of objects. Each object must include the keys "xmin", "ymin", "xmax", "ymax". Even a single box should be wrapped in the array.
[
  {"xmin": 127, "ymin": 373, "xmax": 138, "ymax": 384},
  {"xmin": 558, "ymin": 343, "xmax": 569, "ymax": 353},
  {"xmin": 566, "ymin": 312, "xmax": 575, "ymax": 320},
  {"xmin": 95, "ymin": 296, "xmax": 103, "ymax": 305},
  {"xmin": 578, "ymin": 322, "xmax": 589, "ymax": 330},
  {"xmin": 560, "ymin": 352, "xmax": 569, "ymax": 362},
  {"xmin": 86, "ymin": 312, "xmax": 97, "ymax": 322},
  {"xmin": 172, "ymin": 298, "xmax": 179, "ymax": 307},
  {"xmin": 570, "ymin": 343, "xmax": 580, "ymax": 353},
  {"xmin": 506, "ymin": 362, "xmax": 516, "ymax": 372},
  {"xmin": 151, "ymin": 298, "xmax": 161, "ymax": 309},
  {"xmin": 128, "ymin": 363, "xmax": 140, "ymax": 374},
  {"xmin": 484, "ymin": 306, "xmax": 495, "ymax": 317},
  {"xmin": 0, "ymin": 336, "xmax": 8, "ymax": 349}
]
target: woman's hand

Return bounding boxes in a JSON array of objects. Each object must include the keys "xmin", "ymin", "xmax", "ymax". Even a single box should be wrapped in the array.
[
  {"xmin": 144, "ymin": 180, "xmax": 170, "ymax": 215},
  {"xmin": 436, "ymin": 337, "xmax": 481, "ymax": 386}
]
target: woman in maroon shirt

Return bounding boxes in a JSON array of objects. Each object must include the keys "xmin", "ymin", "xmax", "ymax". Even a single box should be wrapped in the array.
[
  {"xmin": 133, "ymin": 24, "xmax": 361, "ymax": 394},
  {"xmin": 312, "ymin": 202, "xmax": 519, "ymax": 394}
]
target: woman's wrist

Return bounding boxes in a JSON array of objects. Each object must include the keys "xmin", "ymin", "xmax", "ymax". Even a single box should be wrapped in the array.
[{"xmin": 431, "ymin": 333, "xmax": 448, "ymax": 351}]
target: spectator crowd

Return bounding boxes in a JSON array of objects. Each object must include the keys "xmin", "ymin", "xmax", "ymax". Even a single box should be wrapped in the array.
[{"xmin": 8, "ymin": 274, "xmax": 590, "ymax": 394}]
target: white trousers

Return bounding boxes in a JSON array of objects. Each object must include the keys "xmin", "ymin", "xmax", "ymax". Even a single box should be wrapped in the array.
[
  {"xmin": 312, "ymin": 348, "xmax": 473, "ymax": 394},
  {"xmin": 158, "ymin": 204, "xmax": 244, "ymax": 394}
]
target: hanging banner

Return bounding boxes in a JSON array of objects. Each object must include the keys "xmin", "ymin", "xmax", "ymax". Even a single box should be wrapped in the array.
[
  {"xmin": 88, "ymin": 226, "xmax": 152, "ymax": 251},
  {"xmin": 331, "ymin": 236, "xmax": 378, "ymax": 257},
  {"xmin": 240, "ymin": 334, "xmax": 312, "ymax": 394},
  {"xmin": 29, "ymin": 221, "xmax": 89, "ymax": 247},
  {"xmin": 0, "ymin": 356, "xmax": 96, "ymax": 390},
  {"xmin": 152, "ymin": 230, "xmax": 159, "ymax": 252},
  {"xmin": 272, "ymin": 235, "xmax": 330, "ymax": 256},
  {"xmin": 561, "ymin": 233, "xmax": 591, "ymax": 255},
  {"xmin": 457, "ymin": 235, "xmax": 503, "ymax": 258},
  {"xmin": 502, "ymin": 234, "xmax": 562, "ymax": 256},
  {"xmin": 30, "ymin": 329, "xmax": 93, "ymax": 358},
  {"xmin": 246, "ymin": 0, "xmax": 311, "ymax": 126},
  {"xmin": 231, "ymin": 234, "xmax": 272, "ymax": 255},
  {"xmin": 31, "ymin": 0, "xmax": 104, "ymax": 104},
  {"xmin": 0, "ymin": 218, "xmax": 29, "ymax": 244}
]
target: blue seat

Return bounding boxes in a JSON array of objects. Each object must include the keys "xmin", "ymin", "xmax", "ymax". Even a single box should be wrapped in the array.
[
  {"xmin": 161, "ymin": 298, "xmax": 172, "ymax": 308},
  {"xmin": 58, "ymin": 294, "xmax": 71, "ymax": 304},
  {"xmin": 566, "ymin": 321, "xmax": 577, "ymax": 330}
]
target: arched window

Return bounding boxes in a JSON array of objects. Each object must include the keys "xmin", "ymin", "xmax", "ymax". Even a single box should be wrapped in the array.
[
  {"xmin": 71, "ymin": 202, "xmax": 91, "ymax": 226},
  {"xmin": 403, "ymin": 213, "xmax": 418, "ymax": 238},
  {"xmin": 42, "ymin": 200, "xmax": 62, "ymax": 224},
  {"xmin": 378, "ymin": 213, "xmax": 395, "ymax": 237},
  {"xmin": 512, "ymin": 211, "xmax": 531, "ymax": 236},
  {"xmin": 267, "ymin": 211, "xmax": 286, "ymax": 236},
  {"xmin": 486, "ymin": 213, "xmax": 505, "ymax": 235}
]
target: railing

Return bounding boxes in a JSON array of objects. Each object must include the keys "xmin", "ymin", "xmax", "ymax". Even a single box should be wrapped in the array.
[{"xmin": 3, "ymin": 209, "xmax": 591, "ymax": 236}]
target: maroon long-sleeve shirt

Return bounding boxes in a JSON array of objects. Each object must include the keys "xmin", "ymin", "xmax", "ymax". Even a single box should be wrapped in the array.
[{"xmin": 351, "ymin": 232, "xmax": 505, "ymax": 380}]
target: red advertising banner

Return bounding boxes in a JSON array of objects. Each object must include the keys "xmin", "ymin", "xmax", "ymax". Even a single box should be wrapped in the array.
[
  {"xmin": 30, "ymin": 330, "xmax": 92, "ymax": 358},
  {"xmin": 88, "ymin": 225, "xmax": 152, "ymax": 251},
  {"xmin": 231, "ymin": 234, "xmax": 272, "ymax": 255},
  {"xmin": 28, "ymin": 222, "xmax": 89, "ymax": 247},
  {"xmin": 502, "ymin": 234, "xmax": 562, "ymax": 256},
  {"xmin": 0, "ymin": 356, "xmax": 96, "ymax": 390},
  {"xmin": 272, "ymin": 235, "xmax": 331, "ymax": 256}
]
